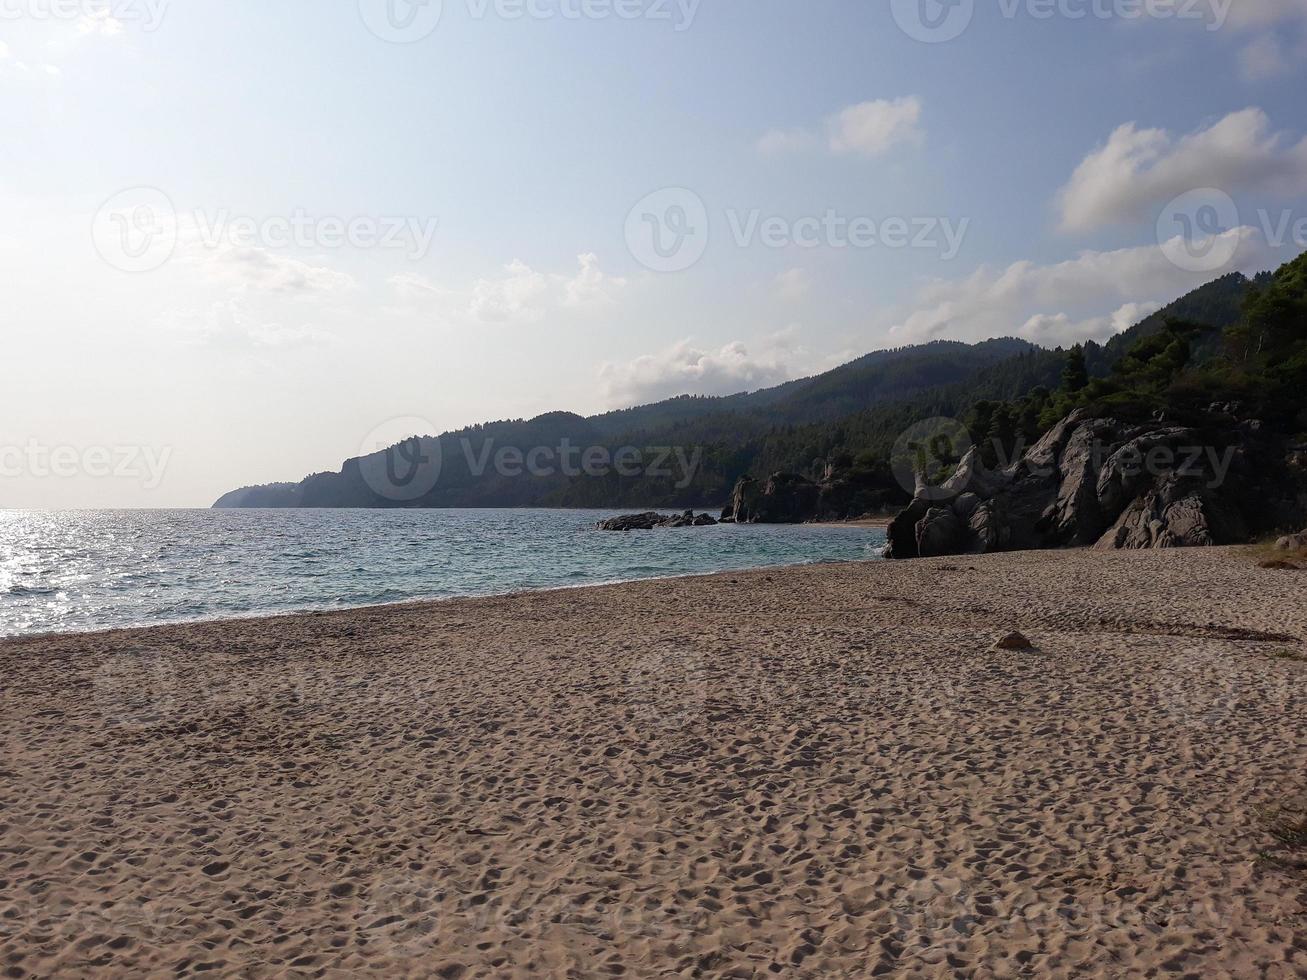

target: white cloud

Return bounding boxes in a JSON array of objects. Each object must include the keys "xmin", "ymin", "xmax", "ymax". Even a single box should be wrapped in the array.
[
  {"xmin": 827, "ymin": 97, "xmax": 924, "ymax": 157},
  {"xmin": 563, "ymin": 252, "xmax": 623, "ymax": 308},
  {"xmin": 0, "ymin": 42, "xmax": 9, "ymax": 60},
  {"xmin": 886, "ymin": 229, "xmax": 1276, "ymax": 346},
  {"xmin": 1018, "ymin": 301, "xmax": 1162, "ymax": 348},
  {"xmin": 1239, "ymin": 33, "xmax": 1291, "ymax": 80},
  {"xmin": 390, "ymin": 253, "xmax": 626, "ymax": 325},
  {"xmin": 1220, "ymin": 0, "xmax": 1307, "ymax": 30},
  {"xmin": 599, "ymin": 335, "xmax": 799, "ymax": 407},
  {"xmin": 78, "ymin": 10, "xmax": 124, "ymax": 36},
  {"xmin": 158, "ymin": 300, "xmax": 331, "ymax": 350},
  {"xmin": 756, "ymin": 128, "xmax": 818, "ymax": 156},
  {"xmin": 756, "ymin": 97, "xmax": 924, "ymax": 159},
  {"xmin": 1057, "ymin": 108, "xmax": 1307, "ymax": 232},
  {"xmin": 468, "ymin": 260, "xmax": 549, "ymax": 323},
  {"xmin": 196, "ymin": 245, "xmax": 356, "ymax": 295},
  {"xmin": 775, "ymin": 267, "xmax": 812, "ymax": 301}
]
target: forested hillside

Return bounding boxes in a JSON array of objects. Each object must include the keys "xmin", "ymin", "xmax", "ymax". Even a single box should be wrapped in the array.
[{"xmin": 214, "ymin": 264, "xmax": 1291, "ymax": 512}]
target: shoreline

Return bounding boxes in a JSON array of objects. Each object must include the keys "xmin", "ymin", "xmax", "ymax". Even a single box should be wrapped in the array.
[
  {"xmin": 2, "ymin": 546, "xmax": 1303, "ymax": 975},
  {"xmin": 0, "ymin": 553, "xmax": 888, "ymax": 646}
]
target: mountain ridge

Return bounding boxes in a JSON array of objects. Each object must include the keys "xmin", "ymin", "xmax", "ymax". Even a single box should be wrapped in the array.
[{"xmin": 214, "ymin": 272, "xmax": 1261, "ymax": 510}]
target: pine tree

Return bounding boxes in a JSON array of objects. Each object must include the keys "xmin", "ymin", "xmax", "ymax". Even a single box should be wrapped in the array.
[{"xmin": 1061, "ymin": 345, "xmax": 1089, "ymax": 393}]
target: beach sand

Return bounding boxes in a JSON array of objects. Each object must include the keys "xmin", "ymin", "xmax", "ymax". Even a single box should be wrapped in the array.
[{"xmin": 1, "ymin": 547, "xmax": 1304, "ymax": 977}]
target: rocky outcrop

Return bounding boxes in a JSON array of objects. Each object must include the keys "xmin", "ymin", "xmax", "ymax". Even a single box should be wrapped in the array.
[
  {"xmin": 723, "ymin": 474, "xmax": 821, "ymax": 524},
  {"xmin": 597, "ymin": 511, "xmax": 717, "ymax": 531},
  {"xmin": 916, "ymin": 507, "xmax": 962, "ymax": 558},
  {"xmin": 886, "ymin": 409, "xmax": 1304, "ymax": 559},
  {"xmin": 1276, "ymin": 529, "xmax": 1307, "ymax": 551},
  {"xmin": 722, "ymin": 467, "xmax": 908, "ymax": 525}
]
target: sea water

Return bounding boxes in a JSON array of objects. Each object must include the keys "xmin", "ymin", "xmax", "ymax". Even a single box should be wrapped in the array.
[{"xmin": 0, "ymin": 509, "xmax": 885, "ymax": 636}]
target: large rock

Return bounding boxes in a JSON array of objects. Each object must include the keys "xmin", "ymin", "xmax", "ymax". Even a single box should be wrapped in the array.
[
  {"xmin": 724, "ymin": 468, "xmax": 906, "ymax": 525},
  {"xmin": 1094, "ymin": 477, "xmax": 1241, "ymax": 550},
  {"xmin": 597, "ymin": 511, "xmax": 717, "ymax": 531},
  {"xmin": 1276, "ymin": 530, "xmax": 1307, "ymax": 551},
  {"xmin": 597, "ymin": 512, "xmax": 667, "ymax": 531},
  {"xmin": 885, "ymin": 409, "xmax": 1302, "ymax": 559},
  {"xmin": 916, "ymin": 507, "xmax": 962, "ymax": 558}
]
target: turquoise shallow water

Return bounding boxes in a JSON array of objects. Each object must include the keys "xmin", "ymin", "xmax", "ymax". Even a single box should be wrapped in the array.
[{"xmin": 0, "ymin": 509, "xmax": 886, "ymax": 637}]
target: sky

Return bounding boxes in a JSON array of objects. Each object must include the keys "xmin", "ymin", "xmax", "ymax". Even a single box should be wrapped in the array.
[{"xmin": 2, "ymin": 0, "xmax": 1307, "ymax": 508}]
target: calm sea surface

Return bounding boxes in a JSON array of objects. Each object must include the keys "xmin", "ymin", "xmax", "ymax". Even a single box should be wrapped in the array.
[{"xmin": 0, "ymin": 509, "xmax": 886, "ymax": 637}]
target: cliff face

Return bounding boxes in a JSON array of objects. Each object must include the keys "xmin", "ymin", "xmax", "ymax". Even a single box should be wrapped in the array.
[
  {"xmin": 721, "ymin": 467, "xmax": 907, "ymax": 524},
  {"xmin": 885, "ymin": 409, "xmax": 1307, "ymax": 559}
]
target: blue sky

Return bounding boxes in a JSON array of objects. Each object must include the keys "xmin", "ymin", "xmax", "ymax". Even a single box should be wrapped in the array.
[{"xmin": 2, "ymin": 0, "xmax": 1306, "ymax": 506}]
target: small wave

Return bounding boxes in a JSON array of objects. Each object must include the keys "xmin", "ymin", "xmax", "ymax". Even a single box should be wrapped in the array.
[{"xmin": 5, "ymin": 585, "xmax": 58, "ymax": 598}]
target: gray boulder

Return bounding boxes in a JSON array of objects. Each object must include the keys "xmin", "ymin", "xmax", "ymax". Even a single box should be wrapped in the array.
[
  {"xmin": 1275, "ymin": 530, "xmax": 1307, "ymax": 551},
  {"xmin": 916, "ymin": 507, "xmax": 962, "ymax": 558},
  {"xmin": 886, "ymin": 409, "xmax": 1299, "ymax": 559},
  {"xmin": 597, "ymin": 511, "xmax": 718, "ymax": 531}
]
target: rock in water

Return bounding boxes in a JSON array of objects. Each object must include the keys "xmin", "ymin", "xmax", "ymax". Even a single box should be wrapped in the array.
[
  {"xmin": 596, "ymin": 511, "xmax": 718, "ymax": 531},
  {"xmin": 992, "ymin": 631, "xmax": 1035, "ymax": 651}
]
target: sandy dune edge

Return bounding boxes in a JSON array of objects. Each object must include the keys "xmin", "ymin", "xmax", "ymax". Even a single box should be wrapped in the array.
[{"xmin": 1, "ymin": 548, "xmax": 1304, "ymax": 977}]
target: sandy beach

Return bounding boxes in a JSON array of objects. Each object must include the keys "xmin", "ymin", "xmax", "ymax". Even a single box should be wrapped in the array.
[{"xmin": 1, "ymin": 547, "xmax": 1304, "ymax": 977}]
